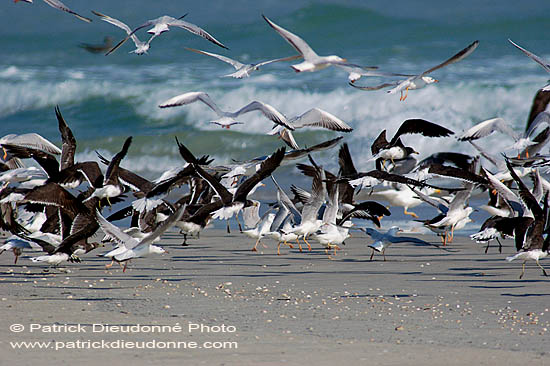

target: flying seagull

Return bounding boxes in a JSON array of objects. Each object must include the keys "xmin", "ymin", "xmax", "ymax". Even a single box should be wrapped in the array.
[
  {"xmin": 185, "ymin": 47, "xmax": 301, "ymax": 78},
  {"xmin": 15, "ymin": 0, "xmax": 92, "ymax": 23},
  {"xmin": 158, "ymin": 91, "xmax": 294, "ymax": 130},
  {"xmin": 84, "ymin": 137, "xmax": 133, "ymax": 205},
  {"xmin": 268, "ymin": 108, "xmax": 353, "ymax": 149},
  {"xmin": 92, "ymin": 11, "xmax": 157, "ymax": 55},
  {"xmin": 458, "ymin": 116, "xmax": 550, "ymax": 156},
  {"xmin": 262, "ymin": 14, "xmax": 351, "ymax": 73},
  {"xmin": 99, "ymin": 205, "xmax": 185, "ymax": 272},
  {"xmin": 350, "ymin": 40, "xmax": 479, "ymax": 100},
  {"xmin": 370, "ymin": 119, "xmax": 454, "ymax": 167},
  {"xmin": 106, "ymin": 14, "xmax": 227, "ymax": 55},
  {"xmin": 360, "ymin": 226, "xmax": 442, "ymax": 261}
]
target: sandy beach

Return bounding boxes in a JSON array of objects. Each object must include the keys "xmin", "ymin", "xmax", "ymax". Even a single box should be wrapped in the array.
[{"xmin": 1, "ymin": 229, "xmax": 549, "ymax": 365}]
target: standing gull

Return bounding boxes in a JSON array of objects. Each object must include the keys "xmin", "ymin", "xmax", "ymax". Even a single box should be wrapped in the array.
[
  {"xmin": 286, "ymin": 160, "xmax": 326, "ymax": 251},
  {"xmin": 427, "ymin": 183, "xmax": 475, "ymax": 242},
  {"xmin": 503, "ymin": 162, "xmax": 549, "ymax": 279},
  {"xmin": 243, "ymin": 212, "xmax": 276, "ymax": 252},
  {"xmin": 505, "ymin": 193, "xmax": 549, "ymax": 279}
]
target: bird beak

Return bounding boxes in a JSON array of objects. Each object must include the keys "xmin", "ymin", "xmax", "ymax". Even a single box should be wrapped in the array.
[
  {"xmin": 398, "ymin": 229, "xmax": 404, "ymax": 233},
  {"xmin": 434, "ymin": 79, "xmax": 439, "ymax": 83},
  {"xmin": 164, "ymin": 250, "xmax": 170, "ymax": 254},
  {"xmin": 434, "ymin": 189, "xmax": 441, "ymax": 194},
  {"xmin": 413, "ymin": 151, "xmax": 420, "ymax": 154},
  {"xmin": 260, "ymin": 183, "xmax": 266, "ymax": 187}
]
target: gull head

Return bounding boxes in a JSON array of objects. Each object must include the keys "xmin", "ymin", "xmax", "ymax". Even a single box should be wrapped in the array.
[
  {"xmin": 210, "ymin": 120, "xmax": 243, "ymax": 129},
  {"xmin": 464, "ymin": 207, "xmax": 475, "ymax": 216},
  {"xmin": 421, "ymin": 76, "xmax": 438, "ymax": 84},
  {"xmin": 341, "ymin": 221, "xmax": 354, "ymax": 228},
  {"xmin": 405, "ymin": 147, "xmax": 420, "ymax": 155},
  {"xmin": 388, "ymin": 226, "xmax": 403, "ymax": 236},
  {"xmin": 327, "ymin": 55, "xmax": 347, "ymax": 64},
  {"xmin": 348, "ymin": 72, "xmax": 361, "ymax": 83},
  {"xmin": 151, "ymin": 245, "xmax": 167, "ymax": 255}
]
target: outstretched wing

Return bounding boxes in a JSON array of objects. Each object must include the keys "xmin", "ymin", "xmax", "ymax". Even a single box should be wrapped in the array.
[
  {"xmin": 509, "ymin": 39, "xmax": 550, "ymax": 74},
  {"xmin": 262, "ymin": 14, "xmax": 318, "ymax": 60},
  {"xmin": 96, "ymin": 210, "xmax": 140, "ymax": 249},
  {"xmin": 349, "ymin": 81, "xmax": 399, "ymax": 91},
  {"xmin": 290, "ymin": 108, "xmax": 352, "ymax": 132},
  {"xmin": 55, "ymin": 106, "xmax": 76, "ymax": 171},
  {"xmin": 158, "ymin": 91, "xmax": 224, "ymax": 116},
  {"xmin": 43, "ymin": 0, "xmax": 92, "ymax": 23},
  {"xmin": 421, "ymin": 40, "xmax": 479, "ymax": 75},
  {"xmin": 104, "ymin": 137, "xmax": 132, "ymax": 185},
  {"xmin": 168, "ymin": 18, "xmax": 228, "ymax": 49},
  {"xmin": 233, "ymin": 101, "xmax": 294, "ymax": 130},
  {"xmin": 458, "ymin": 117, "xmax": 518, "ymax": 141},
  {"xmin": 234, "ymin": 147, "xmax": 285, "ymax": 203},
  {"xmin": 391, "ymin": 119, "xmax": 454, "ymax": 145},
  {"xmin": 185, "ymin": 47, "xmax": 243, "ymax": 69}
]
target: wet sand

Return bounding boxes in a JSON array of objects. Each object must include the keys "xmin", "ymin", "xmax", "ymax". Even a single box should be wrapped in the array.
[{"xmin": 1, "ymin": 229, "xmax": 550, "ymax": 365}]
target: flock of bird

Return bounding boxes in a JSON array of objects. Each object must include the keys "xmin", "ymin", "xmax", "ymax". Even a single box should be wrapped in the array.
[{"xmin": 5, "ymin": 2, "xmax": 550, "ymax": 280}]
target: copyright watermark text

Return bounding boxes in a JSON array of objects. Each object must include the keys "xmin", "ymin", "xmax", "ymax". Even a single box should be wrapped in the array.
[
  {"xmin": 7, "ymin": 322, "xmax": 239, "ymax": 351},
  {"xmin": 9, "ymin": 322, "xmax": 236, "ymax": 334}
]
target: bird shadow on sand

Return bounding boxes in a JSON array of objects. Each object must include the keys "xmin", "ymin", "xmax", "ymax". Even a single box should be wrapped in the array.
[
  {"xmin": 339, "ymin": 293, "xmax": 413, "ymax": 299},
  {"xmin": 501, "ymin": 292, "xmax": 550, "ymax": 297},
  {"xmin": 469, "ymin": 285, "xmax": 525, "ymax": 289},
  {"xmin": 22, "ymin": 297, "xmax": 144, "ymax": 302}
]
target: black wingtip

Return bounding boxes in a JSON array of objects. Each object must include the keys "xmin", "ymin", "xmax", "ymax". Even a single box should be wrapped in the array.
[
  {"xmin": 175, "ymin": 136, "xmax": 198, "ymax": 164},
  {"xmin": 54, "ymin": 104, "xmax": 62, "ymax": 118},
  {"xmin": 123, "ymin": 136, "xmax": 133, "ymax": 148},
  {"xmin": 262, "ymin": 14, "xmax": 274, "ymax": 27}
]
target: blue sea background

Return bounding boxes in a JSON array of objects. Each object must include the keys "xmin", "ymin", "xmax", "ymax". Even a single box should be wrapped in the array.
[{"xmin": 2, "ymin": 0, "xmax": 550, "ymax": 232}]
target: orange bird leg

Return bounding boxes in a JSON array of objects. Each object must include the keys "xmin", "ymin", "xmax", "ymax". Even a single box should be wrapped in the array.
[
  {"xmin": 296, "ymin": 238, "xmax": 303, "ymax": 252},
  {"xmin": 303, "ymin": 235, "xmax": 312, "ymax": 251}
]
